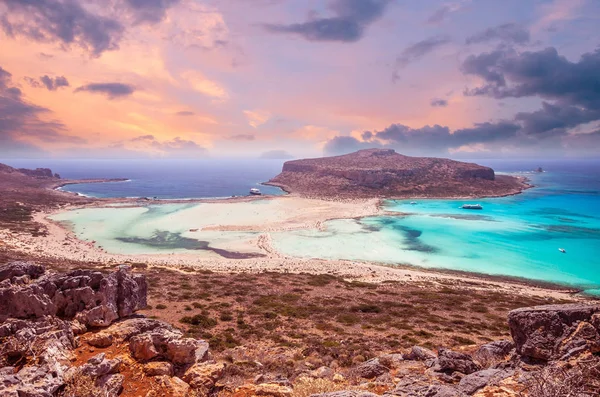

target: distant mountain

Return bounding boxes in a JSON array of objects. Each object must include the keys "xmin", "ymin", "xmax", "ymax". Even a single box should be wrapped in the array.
[{"xmin": 266, "ymin": 149, "xmax": 529, "ymax": 199}]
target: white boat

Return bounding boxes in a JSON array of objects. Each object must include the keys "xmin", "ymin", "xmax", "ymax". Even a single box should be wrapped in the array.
[
  {"xmin": 249, "ymin": 188, "xmax": 262, "ymax": 196},
  {"xmin": 410, "ymin": 201, "xmax": 417, "ymax": 205},
  {"xmin": 461, "ymin": 204, "xmax": 483, "ymax": 210},
  {"xmin": 559, "ymin": 248, "xmax": 566, "ymax": 253}
]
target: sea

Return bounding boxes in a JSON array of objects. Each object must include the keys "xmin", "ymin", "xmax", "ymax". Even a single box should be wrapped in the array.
[{"xmin": 4, "ymin": 158, "xmax": 600, "ymax": 295}]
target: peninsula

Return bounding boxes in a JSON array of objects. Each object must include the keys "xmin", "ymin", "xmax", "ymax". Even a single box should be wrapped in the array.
[{"xmin": 266, "ymin": 149, "xmax": 530, "ymax": 199}]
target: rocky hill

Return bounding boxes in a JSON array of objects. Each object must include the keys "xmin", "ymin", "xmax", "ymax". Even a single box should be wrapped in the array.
[
  {"xmin": 0, "ymin": 261, "xmax": 598, "ymax": 396},
  {"xmin": 266, "ymin": 149, "xmax": 529, "ymax": 199}
]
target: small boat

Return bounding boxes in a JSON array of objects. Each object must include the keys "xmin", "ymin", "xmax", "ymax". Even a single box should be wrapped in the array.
[
  {"xmin": 189, "ymin": 228, "xmax": 198, "ymax": 232},
  {"xmin": 461, "ymin": 204, "xmax": 483, "ymax": 210},
  {"xmin": 410, "ymin": 201, "xmax": 417, "ymax": 205},
  {"xmin": 249, "ymin": 188, "xmax": 262, "ymax": 196},
  {"xmin": 559, "ymin": 248, "xmax": 566, "ymax": 253}
]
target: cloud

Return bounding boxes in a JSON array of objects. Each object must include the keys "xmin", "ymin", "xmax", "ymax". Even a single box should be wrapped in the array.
[
  {"xmin": 227, "ymin": 134, "xmax": 255, "ymax": 141},
  {"xmin": 325, "ymin": 121, "xmax": 520, "ymax": 156},
  {"xmin": 0, "ymin": 0, "xmax": 124, "ymax": 56},
  {"xmin": 426, "ymin": 1, "xmax": 470, "ymax": 24},
  {"xmin": 113, "ymin": 134, "xmax": 208, "ymax": 158},
  {"xmin": 74, "ymin": 83, "xmax": 136, "ymax": 99},
  {"xmin": 123, "ymin": 0, "xmax": 181, "ymax": 24},
  {"xmin": 244, "ymin": 110, "xmax": 271, "ymax": 128},
  {"xmin": 0, "ymin": 65, "xmax": 82, "ymax": 157},
  {"xmin": 462, "ymin": 47, "xmax": 600, "ymax": 108},
  {"xmin": 175, "ymin": 111, "xmax": 195, "ymax": 116},
  {"xmin": 264, "ymin": 0, "xmax": 391, "ymax": 42},
  {"xmin": 393, "ymin": 35, "xmax": 451, "ymax": 80},
  {"xmin": 182, "ymin": 71, "xmax": 228, "ymax": 101},
  {"xmin": 466, "ymin": 23, "xmax": 530, "ymax": 45},
  {"xmin": 26, "ymin": 75, "xmax": 70, "ymax": 91},
  {"xmin": 327, "ymin": 46, "xmax": 600, "ymax": 157},
  {"xmin": 259, "ymin": 149, "xmax": 294, "ymax": 159},
  {"xmin": 430, "ymin": 98, "xmax": 448, "ymax": 107}
]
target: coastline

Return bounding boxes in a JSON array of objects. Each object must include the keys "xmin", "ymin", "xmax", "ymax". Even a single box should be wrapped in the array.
[{"xmin": 1, "ymin": 193, "xmax": 595, "ymax": 303}]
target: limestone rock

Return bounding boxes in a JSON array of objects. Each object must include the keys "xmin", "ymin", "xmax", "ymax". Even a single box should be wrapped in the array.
[
  {"xmin": 183, "ymin": 362, "xmax": 225, "ymax": 392},
  {"xmin": 87, "ymin": 331, "xmax": 114, "ymax": 348},
  {"xmin": 144, "ymin": 362, "xmax": 174, "ymax": 377},
  {"xmin": 97, "ymin": 373, "xmax": 125, "ymax": 397},
  {"xmin": 130, "ymin": 333, "xmax": 159, "ymax": 361},
  {"xmin": 0, "ymin": 263, "xmax": 147, "ymax": 327},
  {"xmin": 403, "ymin": 346, "xmax": 437, "ymax": 362},
  {"xmin": 353, "ymin": 358, "xmax": 388, "ymax": 378},
  {"xmin": 508, "ymin": 303, "xmax": 600, "ymax": 361},
  {"xmin": 436, "ymin": 349, "xmax": 481, "ymax": 375},
  {"xmin": 0, "ymin": 262, "xmax": 45, "ymax": 282},
  {"xmin": 309, "ymin": 366, "xmax": 334, "ymax": 379},
  {"xmin": 475, "ymin": 340, "xmax": 514, "ymax": 359},
  {"xmin": 129, "ymin": 328, "xmax": 209, "ymax": 365},
  {"xmin": 235, "ymin": 383, "xmax": 293, "ymax": 397},
  {"xmin": 78, "ymin": 354, "xmax": 121, "ymax": 377},
  {"xmin": 155, "ymin": 375, "xmax": 191, "ymax": 397},
  {"xmin": 458, "ymin": 369, "xmax": 513, "ymax": 395}
]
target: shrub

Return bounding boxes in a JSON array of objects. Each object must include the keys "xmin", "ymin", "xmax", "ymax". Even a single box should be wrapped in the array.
[
  {"xmin": 180, "ymin": 314, "xmax": 217, "ymax": 328},
  {"xmin": 524, "ymin": 359, "xmax": 600, "ymax": 397},
  {"xmin": 155, "ymin": 304, "xmax": 167, "ymax": 310}
]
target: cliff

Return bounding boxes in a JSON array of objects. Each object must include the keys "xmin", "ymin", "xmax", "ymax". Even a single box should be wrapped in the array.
[{"xmin": 267, "ymin": 149, "xmax": 529, "ymax": 199}]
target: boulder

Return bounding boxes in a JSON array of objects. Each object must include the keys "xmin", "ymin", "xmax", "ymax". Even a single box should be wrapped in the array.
[
  {"xmin": 458, "ymin": 369, "xmax": 513, "ymax": 395},
  {"xmin": 475, "ymin": 340, "xmax": 514, "ymax": 358},
  {"xmin": 129, "ymin": 328, "xmax": 209, "ymax": 365},
  {"xmin": 97, "ymin": 373, "xmax": 124, "ymax": 397},
  {"xmin": 78, "ymin": 354, "xmax": 121, "ymax": 377},
  {"xmin": 182, "ymin": 362, "xmax": 225, "ymax": 392},
  {"xmin": 0, "ymin": 364, "xmax": 64, "ymax": 397},
  {"xmin": 86, "ymin": 331, "xmax": 114, "ymax": 348},
  {"xmin": 155, "ymin": 375, "xmax": 191, "ymax": 397},
  {"xmin": 144, "ymin": 362, "xmax": 174, "ymax": 377},
  {"xmin": 436, "ymin": 349, "xmax": 481, "ymax": 375},
  {"xmin": 508, "ymin": 304, "xmax": 600, "ymax": 361},
  {"xmin": 403, "ymin": 346, "xmax": 437, "ymax": 362},
  {"xmin": 309, "ymin": 366, "xmax": 334, "ymax": 379},
  {"xmin": 353, "ymin": 357, "xmax": 388, "ymax": 378}
]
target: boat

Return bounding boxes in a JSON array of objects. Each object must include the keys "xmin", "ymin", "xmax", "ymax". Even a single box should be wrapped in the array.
[
  {"xmin": 559, "ymin": 248, "xmax": 566, "ymax": 253},
  {"xmin": 410, "ymin": 201, "xmax": 417, "ymax": 205},
  {"xmin": 461, "ymin": 204, "xmax": 483, "ymax": 210},
  {"xmin": 249, "ymin": 188, "xmax": 262, "ymax": 196}
]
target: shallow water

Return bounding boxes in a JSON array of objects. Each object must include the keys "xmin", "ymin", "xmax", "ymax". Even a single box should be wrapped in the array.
[{"xmin": 46, "ymin": 159, "xmax": 600, "ymax": 294}]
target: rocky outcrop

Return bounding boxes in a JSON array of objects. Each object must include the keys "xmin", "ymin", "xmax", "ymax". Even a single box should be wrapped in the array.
[
  {"xmin": 0, "ymin": 262, "xmax": 148, "ymax": 397},
  {"xmin": 17, "ymin": 167, "xmax": 57, "ymax": 179},
  {"xmin": 266, "ymin": 149, "xmax": 529, "ymax": 199},
  {"xmin": 0, "ymin": 262, "xmax": 147, "ymax": 326},
  {"xmin": 508, "ymin": 303, "xmax": 600, "ymax": 361},
  {"xmin": 435, "ymin": 349, "xmax": 481, "ymax": 375}
]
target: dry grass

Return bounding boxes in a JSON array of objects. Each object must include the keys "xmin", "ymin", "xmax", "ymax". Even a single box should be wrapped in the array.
[
  {"xmin": 522, "ymin": 358, "xmax": 600, "ymax": 397},
  {"xmin": 59, "ymin": 374, "xmax": 103, "ymax": 397},
  {"xmin": 291, "ymin": 377, "xmax": 350, "ymax": 397}
]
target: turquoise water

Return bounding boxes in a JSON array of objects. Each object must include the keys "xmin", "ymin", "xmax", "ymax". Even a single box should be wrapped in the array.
[
  {"xmin": 47, "ymin": 159, "xmax": 600, "ymax": 294},
  {"xmin": 272, "ymin": 170, "xmax": 600, "ymax": 293}
]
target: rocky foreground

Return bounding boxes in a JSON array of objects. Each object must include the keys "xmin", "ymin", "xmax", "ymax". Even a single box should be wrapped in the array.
[
  {"xmin": 1, "ymin": 262, "xmax": 598, "ymax": 396},
  {"xmin": 266, "ymin": 149, "xmax": 529, "ymax": 199}
]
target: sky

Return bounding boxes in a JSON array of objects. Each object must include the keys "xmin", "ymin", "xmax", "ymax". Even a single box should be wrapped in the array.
[{"xmin": 0, "ymin": 0, "xmax": 599, "ymax": 160}]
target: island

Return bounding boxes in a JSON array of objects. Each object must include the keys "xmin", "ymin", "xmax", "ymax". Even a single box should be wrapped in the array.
[{"xmin": 265, "ymin": 148, "xmax": 530, "ymax": 199}]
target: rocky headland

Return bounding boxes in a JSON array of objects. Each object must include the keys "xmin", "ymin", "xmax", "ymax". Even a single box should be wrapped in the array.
[
  {"xmin": 266, "ymin": 149, "xmax": 530, "ymax": 199},
  {"xmin": 1, "ymin": 261, "xmax": 599, "ymax": 397}
]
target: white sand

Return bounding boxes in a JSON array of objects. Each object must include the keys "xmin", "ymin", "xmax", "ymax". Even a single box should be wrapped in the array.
[{"xmin": 0, "ymin": 196, "xmax": 588, "ymax": 301}]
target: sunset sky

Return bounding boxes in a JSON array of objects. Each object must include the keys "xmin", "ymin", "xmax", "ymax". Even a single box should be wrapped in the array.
[{"xmin": 1, "ymin": 0, "xmax": 599, "ymax": 159}]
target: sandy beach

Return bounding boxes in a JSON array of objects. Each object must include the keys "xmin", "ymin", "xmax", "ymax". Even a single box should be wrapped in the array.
[{"xmin": 0, "ymin": 194, "xmax": 589, "ymax": 302}]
